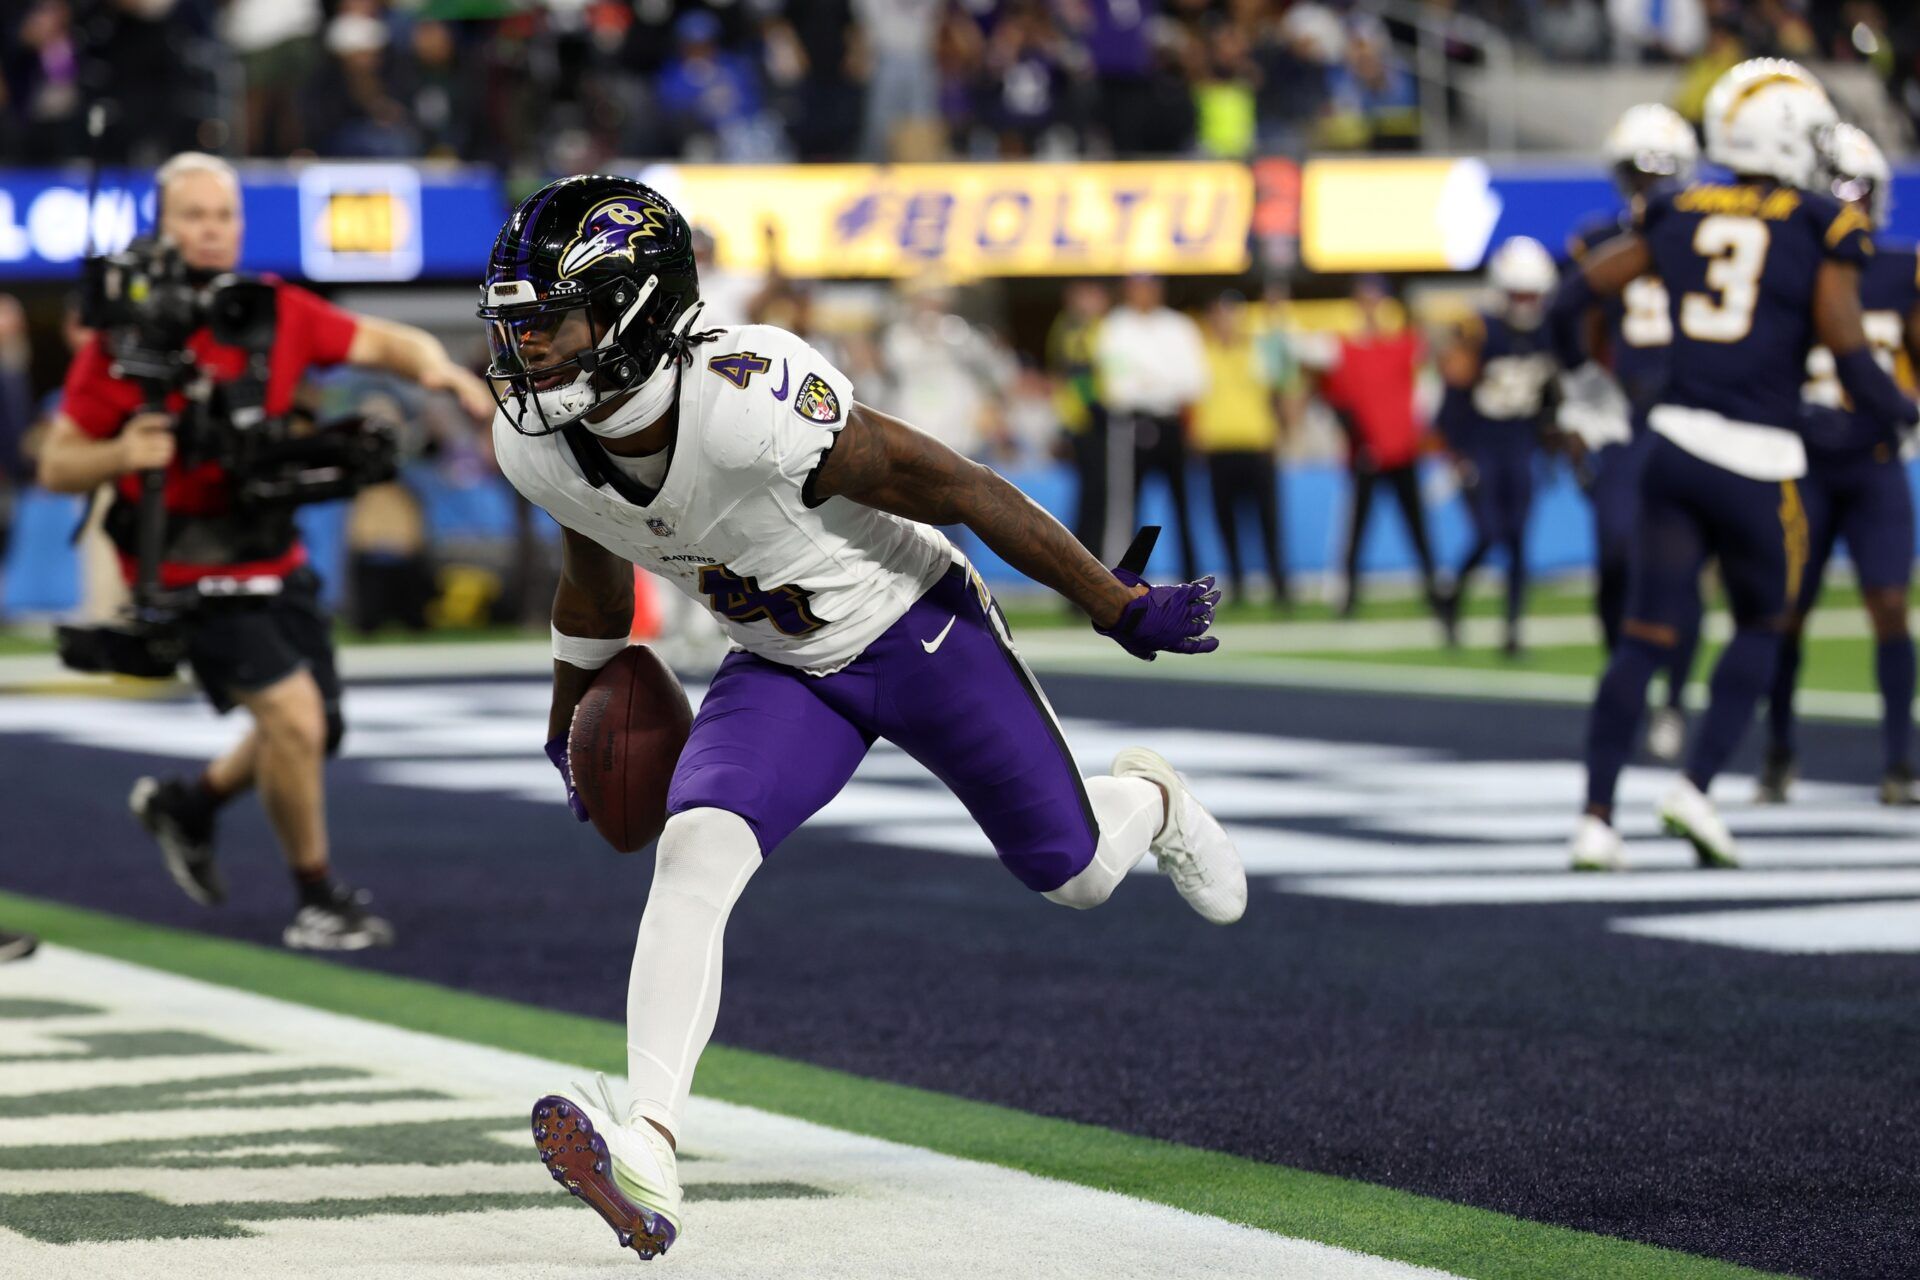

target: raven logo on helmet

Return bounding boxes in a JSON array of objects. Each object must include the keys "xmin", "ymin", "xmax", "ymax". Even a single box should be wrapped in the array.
[{"xmin": 560, "ymin": 198, "xmax": 674, "ymax": 279}]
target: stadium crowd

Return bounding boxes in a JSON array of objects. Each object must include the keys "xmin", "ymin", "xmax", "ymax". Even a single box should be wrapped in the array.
[{"xmin": 5, "ymin": 1, "xmax": 1918, "ymax": 170}]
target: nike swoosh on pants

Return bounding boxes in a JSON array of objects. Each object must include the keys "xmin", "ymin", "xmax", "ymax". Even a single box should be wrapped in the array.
[{"xmin": 921, "ymin": 616, "xmax": 956, "ymax": 653}]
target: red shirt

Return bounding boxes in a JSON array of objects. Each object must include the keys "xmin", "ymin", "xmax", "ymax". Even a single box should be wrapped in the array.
[
  {"xmin": 1318, "ymin": 330, "xmax": 1428, "ymax": 470},
  {"xmin": 61, "ymin": 279, "xmax": 359, "ymax": 586}
]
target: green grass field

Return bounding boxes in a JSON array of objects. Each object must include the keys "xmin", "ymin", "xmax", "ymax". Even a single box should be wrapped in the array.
[{"xmin": 0, "ymin": 891, "xmax": 1792, "ymax": 1280}]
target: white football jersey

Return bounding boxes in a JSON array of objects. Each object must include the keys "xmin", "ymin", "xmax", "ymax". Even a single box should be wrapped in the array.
[{"xmin": 494, "ymin": 325, "xmax": 956, "ymax": 675}]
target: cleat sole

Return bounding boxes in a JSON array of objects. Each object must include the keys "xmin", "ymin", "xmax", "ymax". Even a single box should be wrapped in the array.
[{"xmin": 530, "ymin": 1095, "xmax": 676, "ymax": 1261}]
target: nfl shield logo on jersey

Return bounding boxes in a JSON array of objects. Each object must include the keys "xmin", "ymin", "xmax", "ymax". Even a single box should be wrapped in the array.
[
  {"xmin": 793, "ymin": 374, "xmax": 842, "ymax": 425},
  {"xmin": 646, "ymin": 516, "xmax": 674, "ymax": 538}
]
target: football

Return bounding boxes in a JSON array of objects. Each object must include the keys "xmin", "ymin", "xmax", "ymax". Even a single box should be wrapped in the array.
[{"xmin": 565, "ymin": 646, "xmax": 693, "ymax": 852}]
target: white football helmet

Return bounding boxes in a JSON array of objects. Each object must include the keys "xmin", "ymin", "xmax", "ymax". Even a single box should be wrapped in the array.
[
  {"xmin": 1822, "ymin": 122, "xmax": 1891, "ymax": 228},
  {"xmin": 1604, "ymin": 103, "xmax": 1699, "ymax": 193},
  {"xmin": 1487, "ymin": 236, "xmax": 1558, "ymax": 329},
  {"xmin": 1702, "ymin": 58, "xmax": 1836, "ymax": 189}
]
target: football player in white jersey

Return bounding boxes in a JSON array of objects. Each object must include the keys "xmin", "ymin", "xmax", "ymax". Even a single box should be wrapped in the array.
[{"xmin": 479, "ymin": 175, "xmax": 1246, "ymax": 1259}]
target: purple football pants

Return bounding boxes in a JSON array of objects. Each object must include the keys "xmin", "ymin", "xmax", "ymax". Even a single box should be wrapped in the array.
[{"xmin": 667, "ymin": 564, "xmax": 1099, "ymax": 892}]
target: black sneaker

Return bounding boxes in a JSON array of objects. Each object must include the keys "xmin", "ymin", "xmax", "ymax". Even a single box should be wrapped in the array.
[
  {"xmin": 130, "ymin": 776, "xmax": 224, "ymax": 905},
  {"xmin": 1436, "ymin": 591, "xmax": 1461, "ymax": 648},
  {"xmin": 1880, "ymin": 766, "xmax": 1917, "ymax": 807},
  {"xmin": 0, "ymin": 930, "xmax": 37, "ymax": 963},
  {"xmin": 283, "ymin": 886, "xmax": 395, "ymax": 951},
  {"xmin": 1755, "ymin": 749, "xmax": 1795, "ymax": 805}
]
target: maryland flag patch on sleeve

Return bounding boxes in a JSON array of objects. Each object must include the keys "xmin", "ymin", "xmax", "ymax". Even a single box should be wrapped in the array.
[{"xmin": 793, "ymin": 373, "xmax": 843, "ymax": 425}]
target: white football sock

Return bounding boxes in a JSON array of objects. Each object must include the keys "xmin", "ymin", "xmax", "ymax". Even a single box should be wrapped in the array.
[
  {"xmin": 624, "ymin": 806, "xmax": 761, "ymax": 1144},
  {"xmin": 1042, "ymin": 774, "xmax": 1164, "ymax": 909}
]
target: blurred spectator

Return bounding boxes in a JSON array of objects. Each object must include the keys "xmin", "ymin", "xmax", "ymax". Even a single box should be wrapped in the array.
[
  {"xmin": 765, "ymin": 0, "xmax": 864, "ymax": 161},
  {"xmin": 1321, "ymin": 23, "xmax": 1421, "ymax": 152},
  {"xmin": 875, "ymin": 279, "xmax": 1015, "ymax": 463},
  {"xmin": 4, "ymin": 1, "xmax": 80, "ymax": 163},
  {"xmin": 1252, "ymin": 3, "xmax": 1339, "ymax": 155},
  {"xmin": 1672, "ymin": 17, "xmax": 1746, "ymax": 124},
  {"xmin": 856, "ymin": 0, "xmax": 943, "ymax": 160},
  {"xmin": 307, "ymin": 2, "xmax": 419, "ymax": 158},
  {"xmin": 1530, "ymin": 0, "xmax": 1610, "ymax": 62},
  {"xmin": 1096, "ymin": 275, "xmax": 1206, "ymax": 579},
  {"xmin": 693, "ymin": 227, "xmax": 762, "ymax": 329},
  {"xmin": 403, "ymin": 20, "xmax": 476, "ymax": 162},
  {"xmin": 1831, "ymin": 3, "xmax": 1896, "ymax": 77},
  {"xmin": 656, "ymin": 9, "xmax": 784, "ymax": 162},
  {"xmin": 1193, "ymin": 19, "xmax": 1258, "ymax": 159},
  {"xmin": 1193, "ymin": 293, "xmax": 1288, "ymax": 608},
  {"xmin": 1609, "ymin": 0, "xmax": 1708, "ymax": 61},
  {"xmin": 221, "ymin": 0, "xmax": 321, "ymax": 156},
  {"xmin": 1312, "ymin": 276, "xmax": 1442, "ymax": 619},
  {"xmin": 936, "ymin": 6, "xmax": 987, "ymax": 155},
  {"xmin": 0, "ymin": 296, "xmax": 31, "ymax": 611},
  {"xmin": 1133, "ymin": 23, "xmax": 1201, "ymax": 156},
  {"xmin": 1060, "ymin": 0, "xmax": 1157, "ymax": 157},
  {"xmin": 983, "ymin": 2, "xmax": 1071, "ymax": 158},
  {"xmin": 1003, "ymin": 363, "xmax": 1065, "ymax": 466},
  {"xmin": 1047, "ymin": 280, "xmax": 1110, "ymax": 557}
]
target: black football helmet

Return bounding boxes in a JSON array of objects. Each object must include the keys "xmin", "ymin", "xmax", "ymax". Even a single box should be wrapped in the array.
[{"xmin": 479, "ymin": 174, "xmax": 700, "ymax": 435}]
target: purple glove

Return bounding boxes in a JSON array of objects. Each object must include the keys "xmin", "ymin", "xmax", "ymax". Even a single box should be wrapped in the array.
[
  {"xmin": 544, "ymin": 734, "xmax": 590, "ymax": 822},
  {"xmin": 1094, "ymin": 569, "xmax": 1222, "ymax": 661}
]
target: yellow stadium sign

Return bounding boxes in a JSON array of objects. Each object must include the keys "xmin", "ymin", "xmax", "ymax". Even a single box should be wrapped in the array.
[
  {"xmin": 641, "ymin": 163, "xmax": 1253, "ymax": 279},
  {"xmin": 296, "ymin": 164, "xmax": 423, "ymax": 282},
  {"xmin": 323, "ymin": 192, "xmax": 403, "ymax": 255},
  {"xmin": 1300, "ymin": 158, "xmax": 1503, "ymax": 274}
]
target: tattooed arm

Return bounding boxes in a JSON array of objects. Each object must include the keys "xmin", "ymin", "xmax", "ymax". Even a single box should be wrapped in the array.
[
  {"xmin": 812, "ymin": 402, "xmax": 1141, "ymax": 627},
  {"xmin": 549, "ymin": 525, "xmax": 635, "ymax": 740}
]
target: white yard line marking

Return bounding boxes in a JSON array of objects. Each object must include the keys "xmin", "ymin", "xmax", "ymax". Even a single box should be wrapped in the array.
[
  {"xmin": 1611, "ymin": 900, "xmax": 1920, "ymax": 953},
  {"xmin": 1291, "ymin": 868, "xmax": 1920, "ymax": 905},
  {"xmin": 0, "ymin": 948, "xmax": 1457, "ymax": 1280}
]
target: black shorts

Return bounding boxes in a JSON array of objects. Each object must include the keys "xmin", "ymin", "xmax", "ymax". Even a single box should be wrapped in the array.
[{"xmin": 183, "ymin": 568, "xmax": 342, "ymax": 718}]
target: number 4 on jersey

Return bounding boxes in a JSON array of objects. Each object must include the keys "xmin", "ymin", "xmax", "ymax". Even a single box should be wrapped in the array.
[
  {"xmin": 707, "ymin": 352, "xmax": 772, "ymax": 389},
  {"xmin": 698, "ymin": 565, "xmax": 828, "ymax": 636}
]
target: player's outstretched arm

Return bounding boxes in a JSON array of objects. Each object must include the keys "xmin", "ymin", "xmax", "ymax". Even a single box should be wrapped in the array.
[
  {"xmin": 1547, "ymin": 234, "xmax": 1651, "ymax": 368},
  {"xmin": 815, "ymin": 403, "xmax": 1139, "ymax": 627},
  {"xmin": 1816, "ymin": 261, "xmax": 1920, "ymax": 431}
]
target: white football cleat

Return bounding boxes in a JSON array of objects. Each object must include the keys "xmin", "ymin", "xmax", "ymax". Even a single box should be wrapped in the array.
[
  {"xmin": 1658, "ymin": 778, "xmax": 1740, "ymax": 869},
  {"xmin": 1644, "ymin": 706, "xmax": 1686, "ymax": 762},
  {"xmin": 532, "ymin": 1074, "xmax": 683, "ymax": 1260},
  {"xmin": 1113, "ymin": 748, "xmax": 1247, "ymax": 924},
  {"xmin": 1569, "ymin": 815, "xmax": 1625, "ymax": 872}
]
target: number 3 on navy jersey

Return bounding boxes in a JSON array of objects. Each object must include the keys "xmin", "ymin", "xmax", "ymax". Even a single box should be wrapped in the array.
[{"xmin": 1680, "ymin": 216, "xmax": 1770, "ymax": 343}]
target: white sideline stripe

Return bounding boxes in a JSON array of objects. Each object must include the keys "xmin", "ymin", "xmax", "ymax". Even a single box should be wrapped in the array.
[
  {"xmin": 0, "ymin": 948, "xmax": 1459, "ymax": 1280},
  {"xmin": 1289, "ymin": 868, "xmax": 1920, "ymax": 905},
  {"xmin": 0, "ymin": 611, "xmax": 1895, "ymax": 724},
  {"xmin": 1611, "ymin": 900, "xmax": 1920, "ymax": 953}
]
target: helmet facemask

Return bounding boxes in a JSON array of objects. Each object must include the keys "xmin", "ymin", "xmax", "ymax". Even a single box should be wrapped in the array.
[{"xmin": 481, "ymin": 274, "xmax": 674, "ymax": 436}]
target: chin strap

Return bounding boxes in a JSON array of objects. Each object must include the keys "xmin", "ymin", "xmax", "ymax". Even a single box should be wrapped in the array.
[{"xmin": 585, "ymin": 302, "xmax": 723, "ymax": 441}]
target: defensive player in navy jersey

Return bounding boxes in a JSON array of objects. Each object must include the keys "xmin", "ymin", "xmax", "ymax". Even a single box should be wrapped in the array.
[
  {"xmin": 1551, "ymin": 60, "xmax": 1919, "ymax": 871},
  {"xmin": 1761, "ymin": 124, "xmax": 1920, "ymax": 805},
  {"xmin": 1438, "ymin": 237, "xmax": 1559, "ymax": 655},
  {"xmin": 1561, "ymin": 103, "xmax": 1702, "ymax": 759}
]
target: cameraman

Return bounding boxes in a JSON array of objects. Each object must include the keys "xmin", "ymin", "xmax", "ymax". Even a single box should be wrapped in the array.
[{"xmin": 36, "ymin": 152, "xmax": 492, "ymax": 951}]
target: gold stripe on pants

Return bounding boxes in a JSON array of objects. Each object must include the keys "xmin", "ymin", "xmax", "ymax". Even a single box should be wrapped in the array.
[{"xmin": 1779, "ymin": 479, "xmax": 1808, "ymax": 608}]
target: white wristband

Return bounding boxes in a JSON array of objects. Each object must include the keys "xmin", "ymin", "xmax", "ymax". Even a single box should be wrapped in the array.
[{"xmin": 551, "ymin": 625, "xmax": 629, "ymax": 670}]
